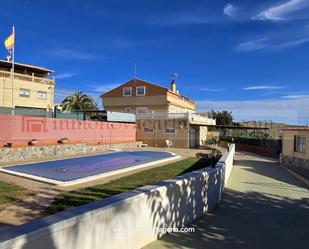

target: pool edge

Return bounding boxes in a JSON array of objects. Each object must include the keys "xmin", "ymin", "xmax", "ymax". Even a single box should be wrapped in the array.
[{"xmin": 0, "ymin": 154, "xmax": 182, "ymax": 186}]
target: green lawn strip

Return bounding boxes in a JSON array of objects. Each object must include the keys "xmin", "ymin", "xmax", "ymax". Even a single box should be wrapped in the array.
[
  {"xmin": 44, "ymin": 157, "xmax": 213, "ymax": 215},
  {"xmin": 0, "ymin": 181, "xmax": 34, "ymax": 212}
]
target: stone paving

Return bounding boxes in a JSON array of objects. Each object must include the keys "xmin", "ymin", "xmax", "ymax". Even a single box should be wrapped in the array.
[{"xmin": 144, "ymin": 152, "xmax": 309, "ymax": 249}]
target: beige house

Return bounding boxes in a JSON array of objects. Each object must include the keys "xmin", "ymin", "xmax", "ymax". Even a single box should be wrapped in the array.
[
  {"xmin": 101, "ymin": 78, "xmax": 215, "ymax": 148},
  {"xmin": 101, "ymin": 78, "xmax": 196, "ymax": 114},
  {"xmin": 0, "ymin": 60, "xmax": 55, "ymax": 115},
  {"xmin": 281, "ymin": 128, "xmax": 309, "ymax": 179}
]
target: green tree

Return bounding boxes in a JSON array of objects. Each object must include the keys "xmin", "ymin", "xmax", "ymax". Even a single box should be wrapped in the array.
[
  {"xmin": 61, "ymin": 91, "xmax": 98, "ymax": 112},
  {"xmin": 208, "ymin": 109, "xmax": 233, "ymax": 126}
]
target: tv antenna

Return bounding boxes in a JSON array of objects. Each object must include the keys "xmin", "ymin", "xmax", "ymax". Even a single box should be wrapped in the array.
[
  {"xmin": 171, "ymin": 72, "xmax": 178, "ymax": 82},
  {"xmin": 134, "ymin": 62, "xmax": 137, "ymax": 79}
]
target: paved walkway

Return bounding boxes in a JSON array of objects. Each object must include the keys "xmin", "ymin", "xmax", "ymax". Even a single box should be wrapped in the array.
[{"xmin": 144, "ymin": 152, "xmax": 309, "ymax": 249}]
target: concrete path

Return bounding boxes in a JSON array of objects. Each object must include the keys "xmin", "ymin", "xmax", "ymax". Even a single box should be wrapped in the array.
[{"xmin": 144, "ymin": 152, "xmax": 309, "ymax": 249}]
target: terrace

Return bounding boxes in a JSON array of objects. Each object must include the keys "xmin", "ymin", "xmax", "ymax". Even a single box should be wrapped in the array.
[
  {"xmin": 136, "ymin": 112, "xmax": 216, "ymax": 125},
  {"xmin": 0, "ymin": 70, "xmax": 54, "ymax": 85}
]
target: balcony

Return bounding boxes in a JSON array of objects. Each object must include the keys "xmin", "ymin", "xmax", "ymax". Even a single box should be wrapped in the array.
[
  {"xmin": 136, "ymin": 112, "xmax": 216, "ymax": 125},
  {"xmin": 0, "ymin": 70, "xmax": 54, "ymax": 85},
  {"xmin": 188, "ymin": 113, "xmax": 216, "ymax": 125}
]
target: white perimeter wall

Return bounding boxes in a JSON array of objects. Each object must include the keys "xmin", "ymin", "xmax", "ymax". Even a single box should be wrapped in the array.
[{"xmin": 0, "ymin": 144, "xmax": 235, "ymax": 249}]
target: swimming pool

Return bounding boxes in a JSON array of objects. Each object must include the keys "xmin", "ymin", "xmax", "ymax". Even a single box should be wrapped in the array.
[{"xmin": 0, "ymin": 151, "xmax": 180, "ymax": 186}]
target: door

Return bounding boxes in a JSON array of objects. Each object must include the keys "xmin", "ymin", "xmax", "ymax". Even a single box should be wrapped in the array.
[{"xmin": 189, "ymin": 127, "xmax": 196, "ymax": 148}]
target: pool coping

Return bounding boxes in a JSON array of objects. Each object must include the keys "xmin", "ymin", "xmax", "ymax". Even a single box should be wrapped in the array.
[{"xmin": 0, "ymin": 151, "xmax": 181, "ymax": 186}]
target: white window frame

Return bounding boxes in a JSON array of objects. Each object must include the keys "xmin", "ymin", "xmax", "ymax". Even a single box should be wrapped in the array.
[
  {"xmin": 136, "ymin": 86, "xmax": 146, "ymax": 96},
  {"xmin": 124, "ymin": 107, "xmax": 132, "ymax": 113},
  {"xmin": 294, "ymin": 136, "xmax": 306, "ymax": 153},
  {"xmin": 136, "ymin": 107, "xmax": 148, "ymax": 115},
  {"xmin": 19, "ymin": 88, "xmax": 30, "ymax": 98},
  {"xmin": 37, "ymin": 91, "xmax": 47, "ymax": 100},
  {"xmin": 123, "ymin": 87, "xmax": 132, "ymax": 96},
  {"xmin": 164, "ymin": 127, "xmax": 176, "ymax": 134},
  {"xmin": 143, "ymin": 127, "xmax": 154, "ymax": 133}
]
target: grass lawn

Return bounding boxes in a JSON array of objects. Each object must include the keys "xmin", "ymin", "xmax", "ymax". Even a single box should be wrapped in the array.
[
  {"xmin": 44, "ymin": 157, "xmax": 215, "ymax": 216},
  {"xmin": 0, "ymin": 181, "xmax": 34, "ymax": 212}
]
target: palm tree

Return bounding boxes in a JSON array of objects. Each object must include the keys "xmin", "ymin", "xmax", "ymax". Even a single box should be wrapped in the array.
[{"xmin": 61, "ymin": 91, "xmax": 98, "ymax": 112}]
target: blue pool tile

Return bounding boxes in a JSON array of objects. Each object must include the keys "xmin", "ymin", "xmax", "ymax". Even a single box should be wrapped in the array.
[{"xmin": 4, "ymin": 151, "xmax": 175, "ymax": 182}]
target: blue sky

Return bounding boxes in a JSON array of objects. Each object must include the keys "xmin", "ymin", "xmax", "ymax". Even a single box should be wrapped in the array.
[{"xmin": 0, "ymin": 0, "xmax": 309, "ymax": 124}]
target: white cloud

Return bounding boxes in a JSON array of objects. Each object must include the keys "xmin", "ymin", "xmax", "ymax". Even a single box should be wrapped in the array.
[
  {"xmin": 236, "ymin": 38, "xmax": 268, "ymax": 52},
  {"xmin": 197, "ymin": 97, "xmax": 309, "ymax": 125},
  {"xmin": 47, "ymin": 49, "xmax": 102, "ymax": 60},
  {"xmin": 54, "ymin": 88, "xmax": 76, "ymax": 104},
  {"xmin": 236, "ymin": 37, "xmax": 309, "ymax": 52},
  {"xmin": 54, "ymin": 88, "xmax": 103, "ymax": 107},
  {"xmin": 54, "ymin": 73, "xmax": 76, "ymax": 79},
  {"xmin": 92, "ymin": 83, "xmax": 120, "ymax": 93},
  {"xmin": 223, "ymin": 4, "xmax": 237, "ymax": 17},
  {"xmin": 243, "ymin": 85, "xmax": 286, "ymax": 90},
  {"xmin": 281, "ymin": 94, "xmax": 309, "ymax": 99},
  {"xmin": 153, "ymin": 14, "xmax": 211, "ymax": 26},
  {"xmin": 112, "ymin": 39, "xmax": 139, "ymax": 49},
  {"xmin": 200, "ymin": 88, "xmax": 221, "ymax": 92},
  {"xmin": 276, "ymin": 38, "xmax": 309, "ymax": 49},
  {"xmin": 253, "ymin": 0, "xmax": 309, "ymax": 21},
  {"xmin": 148, "ymin": 9, "xmax": 219, "ymax": 26}
]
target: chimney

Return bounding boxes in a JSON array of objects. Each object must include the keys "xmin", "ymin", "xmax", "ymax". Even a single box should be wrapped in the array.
[
  {"xmin": 170, "ymin": 79, "xmax": 176, "ymax": 93},
  {"xmin": 170, "ymin": 73, "xmax": 178, "ymax": 93}
]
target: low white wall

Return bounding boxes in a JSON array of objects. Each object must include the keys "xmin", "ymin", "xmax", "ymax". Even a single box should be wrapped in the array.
[
  {"xmin": 219, "ymin": 144, "xmax": 235, "ymax": 187},
  {"xmin": 0, "ymin": 144, "xmax": 235, "ymax": 249}
]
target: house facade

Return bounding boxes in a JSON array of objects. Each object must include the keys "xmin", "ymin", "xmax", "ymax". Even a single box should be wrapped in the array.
[
  {"xmin": 281, "ymin": 128, "xmax": 309, "ymax": 179},
  {"xmin": 101, "ymin": 78, "xmax": 195, "ymax": 115},
  {"xmin": 101, "ymin": 78, "xmax": 216, "ymax": 148},
  {"xmin": 0, "ymin": 60, "xmax": 55, "ymax": 116}
]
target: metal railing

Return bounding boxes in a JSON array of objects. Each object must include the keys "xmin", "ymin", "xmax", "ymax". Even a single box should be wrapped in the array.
[
  {"xmin": 0, "ymin": 106, "xmax": 53, "ymax": 117},
  {"xmin": 136, "ymin": 111, "xmax": 216, "ymax": 125},
  {"xmin": 189, "ymin": 113, "xmax": 216, "ymax": 125},
  {"xmin": 0, "ymin": 70, "xmax": 54, "ymax": 85}
]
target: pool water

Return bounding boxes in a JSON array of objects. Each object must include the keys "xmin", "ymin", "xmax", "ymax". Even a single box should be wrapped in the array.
[{"xmin": 1, "ymin": 151, "xmax": 176, "ymax": 184}]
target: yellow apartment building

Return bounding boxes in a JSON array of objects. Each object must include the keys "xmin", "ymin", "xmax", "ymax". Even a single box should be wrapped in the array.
[
  {"xmin": 101, "ymin": 78, "xmax": 216, "ymax": 148},
  {"xmin": 0, "ymin": 60, "xmax": 55, "ymax": 115},
  {"xmin": 281, "ymin": 128, "xmax": 309, "ymax": 179}
]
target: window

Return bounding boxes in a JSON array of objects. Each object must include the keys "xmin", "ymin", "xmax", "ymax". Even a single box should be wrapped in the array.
[
  {"xmin": 124, "ymin": 107, "xmax": 132, "ymax": 113},
  {"xmin": 143, "ymin": 127, "xmax": 154, "ymax": 133},
  {"xmin": 165, "ymin": 127, "xmax": 176, "ymax": 134},
  {"xmin": 123, "ymin": 87, "xmax": 132, "ymax": 96},
  {"xmin": 136, "ymin": 86, "xmax": 146, "ymax": 96},
  {"xmin": 136, "ymin": 107, "xmax": 148, "ymax": 114},
  {"xmin": 19, "ymin": 88, "xmax": 30, "ymax": 98},
  {"xmin": 294, "ymin": 136, "xmax": 306, "ymax": 153},
  {"xmin": 37, "ymin": 91, "xmax": 47, "ymax": 100}
]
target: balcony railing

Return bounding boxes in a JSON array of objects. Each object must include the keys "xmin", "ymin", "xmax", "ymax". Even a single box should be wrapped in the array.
[
  {"xmin": 136, "ymin": 112, "xmax": 216, "ymax": 125},
  {"xmin": 0, "ymin": 70, "xmax": 54, "ymax": 85},
  {"xmin": 189, "ymin": 113, "xmax": 216, "ymax": 125}
]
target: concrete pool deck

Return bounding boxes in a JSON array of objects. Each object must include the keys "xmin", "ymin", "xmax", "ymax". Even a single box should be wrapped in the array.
[
  {"xmin": 0, "ymin": 151, "xmax": 180, "ymax": 186},
  {"xmin": 0, "ymin": 147, "xmax": 215, "ymax": 191},
  {"xmin": 0, "ymin": 147, "xmax": 215, "ymax": 230},
  {"xmin": 144, "ymin": 152, "xmax": 309, "ymax": 249}
]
